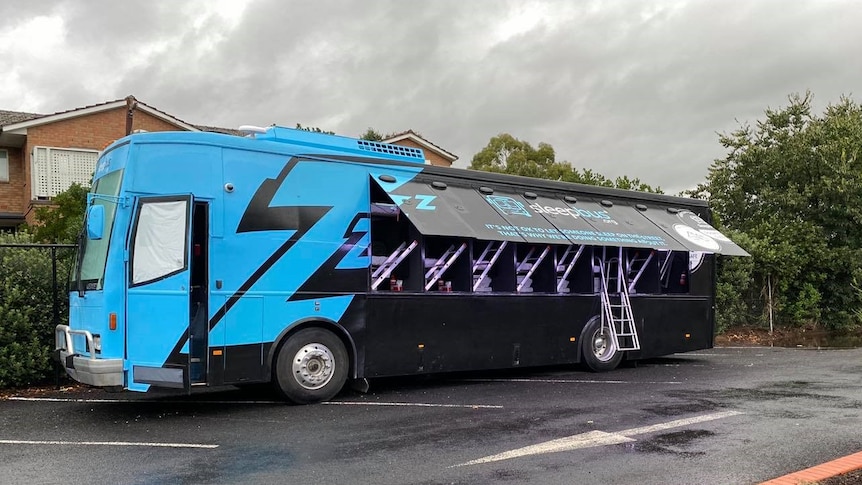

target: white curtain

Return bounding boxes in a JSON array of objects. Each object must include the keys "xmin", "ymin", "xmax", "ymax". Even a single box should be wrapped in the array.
[{"xmin": 133, "ymin": 200, "xmax": 188, "ymax": 284}]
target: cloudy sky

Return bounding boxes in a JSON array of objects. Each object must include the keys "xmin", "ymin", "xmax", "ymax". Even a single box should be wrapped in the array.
[{"xmin": 1, "ymin": 0, "xmax": 860, "ymax": 194}]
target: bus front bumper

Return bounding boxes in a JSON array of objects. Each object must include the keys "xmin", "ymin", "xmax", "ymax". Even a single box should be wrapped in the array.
[{"xmin": 55, "ymin": 325, "xmax": 124, "ymax": 387}]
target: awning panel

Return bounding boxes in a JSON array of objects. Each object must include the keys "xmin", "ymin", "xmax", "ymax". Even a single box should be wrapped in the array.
[
  {"xmin": 554, "ymin": 197, "xmax": 690, "ymax": 251},
  {"xmin": 376, "ymin": 176, "xmax": 748, "ymax": 255},
  {"xmin": 520, "ymin": 194, "xmax": 608, "ymax": 245},
  {"xmin": 637, "ymin": 205, "xmax": 750, "ymax": 256},
  {"xmin": 478, "ymin": 188, "xmax": 573, "ymax": 245},
  {"xmin": 381, "ymin": 178, "xmax": 526, "ymax": 242}
]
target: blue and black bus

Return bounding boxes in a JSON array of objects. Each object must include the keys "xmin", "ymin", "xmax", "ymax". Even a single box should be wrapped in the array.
[{"xmin": 55, "ymin": 126, "xmax": 747, "ymax": 404}]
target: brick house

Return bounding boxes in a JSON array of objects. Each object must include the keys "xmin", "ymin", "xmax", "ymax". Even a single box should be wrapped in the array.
[
  {"xmin": 0, "ymin": 96, "xmax": 457, "ymax": 230},
  {"xmin": 382, "ymin": 130, "xmax": 458, "ymax": 167},
  {"xmin": 0, "ymin": 96, "xmax": 227, "ymax": 229}
]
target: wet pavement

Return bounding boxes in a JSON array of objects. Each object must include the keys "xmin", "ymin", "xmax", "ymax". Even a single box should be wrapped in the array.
[{"xmin": 1, "ymin": 347, "xmax": 861, "ymax": 484}]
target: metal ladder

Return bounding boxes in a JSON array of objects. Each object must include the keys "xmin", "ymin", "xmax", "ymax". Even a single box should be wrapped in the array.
[
  {"xmin": 516, "ymin": 245, "xmax": 552, "ymax": 292},
  {"xmin": 472, "ymin": 241, "xmax": 508, "ymax": 291},
  {"xmin": 596, "ymin": 255, "xmax": 641, "ymax": 352},
  {"xmin": 371, "ymin": 240, "xmax": 418, "ymax": 290},
  {"xmin": 425, "ymin": 242, "xmax": 468, "ymax": 290}
]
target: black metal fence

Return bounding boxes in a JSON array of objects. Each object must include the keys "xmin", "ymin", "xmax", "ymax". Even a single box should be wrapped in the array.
[
  {"xmin": 0, "ymin": 243, "xmax": 77, "ymax": 387},
  {"xmin": 0, "ymin": 243, "xmax": 77, "ymax": 328}
]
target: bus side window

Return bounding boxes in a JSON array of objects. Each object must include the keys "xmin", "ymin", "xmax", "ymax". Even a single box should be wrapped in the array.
[
  {"xmin": 556, "ymin": 245, "xmax": 592, "ymax": 294},
  {"xmin": 626, "ymin": 248, "xmax": 660, "ymax": 294},
  {"xmin": 422, "ymin": 236, "xmax": 470, "ymax": 292},
  {"xmin": 660, "ymin": 251, "xmax": 690, "ymax": 294},
  {"xmin": 130, "ymin": 198, "xmax": 189, "ymax": 286},
  {"xmin": 370, "ymin": 201, "xmax": 419, "ymax": 292},
  {"xmin": 516, "ymin": 244, "xmax": 555, "ymax": 293}
]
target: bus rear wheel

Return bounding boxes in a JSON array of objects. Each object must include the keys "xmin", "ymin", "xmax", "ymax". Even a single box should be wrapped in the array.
[
  {"xmin": 274, "ymin": 328, "xmax": 348, "ymax": 404},
  {"xmin": 581, "ymin": 316, "xmax": 623, "ymax": 372}
]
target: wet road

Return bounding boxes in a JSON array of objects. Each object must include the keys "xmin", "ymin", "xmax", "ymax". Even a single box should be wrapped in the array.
[{"xmin": 2, "ymin": 347, "xmax": 861, "ymax": 484}]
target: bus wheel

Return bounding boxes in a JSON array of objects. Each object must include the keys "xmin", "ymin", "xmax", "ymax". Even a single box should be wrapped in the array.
[
  {"xmin": 274, "ymin": 328, "xmax": 348, "ymax": 404},
  {"xmin": 581, "ymin": 316, "xmax": 623, "ymax": 372}
]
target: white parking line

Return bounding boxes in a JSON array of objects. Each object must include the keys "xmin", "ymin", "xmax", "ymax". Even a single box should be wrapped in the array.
[
  {"xmin": 0, "ymin": 439, "xmax": 217, "ymax": 449},
  {"xmin": 461, "ymin": 378, "xmax": 683, "ymax": 385},
  {"xmin": 9, "ymin": 396, "xmax": 503, "ymax": 409},
  {"xmin": 323, "ymin": 401, "xmax": 503, "ymax": 409},
  {"xmin": 621, "ymin": 411, "xmax": 743, "ymax": 436},
  {"xmin": 454, "ymin": 410, "xmax": 743, "ymax": 467},
  {"xmin": 455, "ymin": 431, "xmax": 635, "ymax": 467},
  {"xmin": 8, "ymin": 397, "xmax": 130, "ymax": 403},
  {"xmin": 7, "ymin": 397, "xmax": 282, "ymax": 404}
]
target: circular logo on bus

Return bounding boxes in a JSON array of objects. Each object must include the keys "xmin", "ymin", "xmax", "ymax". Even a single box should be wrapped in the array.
[
  {"xmin": 673, "ymin": 224, "xmax": 721, "ymax": 251},
  {"xmin": 699, "ymin": 228, "xmax": 732, "ymax": 242}
]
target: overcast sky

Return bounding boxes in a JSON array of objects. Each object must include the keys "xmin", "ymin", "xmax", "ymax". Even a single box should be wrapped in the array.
[{"xmin": 2, "ymin": 0, "xmax": 860, "ymax": 194}]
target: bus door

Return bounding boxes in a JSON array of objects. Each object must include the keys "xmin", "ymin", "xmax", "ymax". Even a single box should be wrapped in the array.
[{"xmin": 126, "ymin": 195, "xmax": 209, "ymax": 390}]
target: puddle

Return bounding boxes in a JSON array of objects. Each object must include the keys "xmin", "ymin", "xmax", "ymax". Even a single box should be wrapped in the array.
[
  {"xmin": 623, "ymin": 429, "xmax": 714, "ymax": 456},
  {"xmin": 643, "ymin": 400, "xmax": 719, "ymax": 417}
]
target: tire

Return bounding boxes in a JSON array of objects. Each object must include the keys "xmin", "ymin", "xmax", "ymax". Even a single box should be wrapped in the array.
[
  {"xmin": 273, "ymin": 327, "xmax": 349, "ymax": 404},
  {"xmin": 581, "ymin": 316, "xmax": 623, "ymax": 372}
]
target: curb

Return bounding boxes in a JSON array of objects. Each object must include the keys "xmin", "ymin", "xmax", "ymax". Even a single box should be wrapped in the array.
[{"xmin": 760, "ymin": 450, "xmax": 862, "ymax": 484}]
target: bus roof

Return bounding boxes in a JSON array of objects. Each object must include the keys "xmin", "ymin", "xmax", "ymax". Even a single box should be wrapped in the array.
[{"xmin": 106, "ymin": 126, "xmax": 707, "ymax": 209}]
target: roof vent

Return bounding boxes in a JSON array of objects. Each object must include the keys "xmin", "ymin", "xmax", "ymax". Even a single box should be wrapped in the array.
[{"xmin": 357, "ymin": 139, "xmax": 424, "ymax": 160}]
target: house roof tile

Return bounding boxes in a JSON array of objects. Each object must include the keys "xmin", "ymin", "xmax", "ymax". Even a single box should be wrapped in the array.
[
  {"xmin": 0, "ymin": 96, "xmax": 239, "ymax": 135},
  {"xmin": 0, "ymin": 109, "xmax": 44, "ymax": 126}
]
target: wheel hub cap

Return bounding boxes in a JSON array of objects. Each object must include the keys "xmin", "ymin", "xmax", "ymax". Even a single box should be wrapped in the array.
[
  {"xmin": 292, "ymin": 343, "xmax": 335, "ymax": 390},
  {"xmin": 592, "ymin": 328, "xmax": 616, "ymax": 362}
]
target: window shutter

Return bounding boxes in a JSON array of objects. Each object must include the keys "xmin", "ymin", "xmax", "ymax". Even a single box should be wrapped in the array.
[
  {"xmin": 0, "ymin": 150, "xmax": 8, "ymax": 182},
  {"xmin": 31, "ymin": 147, "xmax": 99, "ymax": 198}
]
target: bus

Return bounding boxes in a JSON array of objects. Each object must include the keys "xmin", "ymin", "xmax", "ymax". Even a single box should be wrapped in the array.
[{"xmin": 55, "ymin": 126, "xmax": 748, "ymax": 404}]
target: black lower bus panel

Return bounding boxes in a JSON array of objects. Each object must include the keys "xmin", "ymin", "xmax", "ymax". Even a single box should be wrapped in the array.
[
  {"xmin": 363, "ymin": 293, "xmax": 712, "ymax": 377},
  {"xmin": 627, "ymin": 296, "xmax": 713, "ymax": 360}
]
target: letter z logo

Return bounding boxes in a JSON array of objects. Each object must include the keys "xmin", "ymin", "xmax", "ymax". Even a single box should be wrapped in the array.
[
  {"xmin": 414, "ymin": 194, "xmax": 437, "ymax": 210},
  {"xmin": 389, "ymin": 194, "xmax": 437, "ymax": 210}
]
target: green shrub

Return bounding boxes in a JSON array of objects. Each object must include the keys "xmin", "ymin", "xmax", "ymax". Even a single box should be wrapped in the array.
[{"xmin": 0, "ymin": 232, "xmax": 73, "ymax": 388}]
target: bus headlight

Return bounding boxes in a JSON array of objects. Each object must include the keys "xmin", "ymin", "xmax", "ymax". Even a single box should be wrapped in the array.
[{"xmin": 93, "ymin": 334, "xmax": 102, "ymax": 353}]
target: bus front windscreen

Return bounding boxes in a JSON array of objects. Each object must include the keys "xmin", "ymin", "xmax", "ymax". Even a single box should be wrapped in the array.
[{"xmin": 72, "ymin": 169, "xmax": 124, "ymax": 292}]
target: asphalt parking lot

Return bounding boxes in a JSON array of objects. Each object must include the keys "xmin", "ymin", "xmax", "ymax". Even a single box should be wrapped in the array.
[{"xmin": 2, "ymin": 346, "xmax": 861, "ymax": 484}]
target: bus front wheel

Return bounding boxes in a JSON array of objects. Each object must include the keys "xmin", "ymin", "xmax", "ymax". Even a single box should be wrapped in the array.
[
  {"xmin": 581, "ymin": 316, "xmax": 623, "ymax": 372},
  {"xmin": 274, "ymin": 328, "xmax": 348, "ymax": 404}
]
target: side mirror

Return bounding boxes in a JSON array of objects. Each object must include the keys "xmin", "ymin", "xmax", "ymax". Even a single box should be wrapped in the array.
[{"xmin": 86, "ymin": 205, "xmax": 105, "ymax": 240}]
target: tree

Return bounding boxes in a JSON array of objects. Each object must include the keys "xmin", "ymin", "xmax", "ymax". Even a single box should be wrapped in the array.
[
  {"xmin": 295, "ymin": 123, "xmax": 335, "ymax": 135},
  {"xmin": 469, "ymin": 134, "xmax": 663, "ymax": 193},
  {"xmin": 360, "ymin": 128, "xmax": 385, "ymax": 141},
  {"xmin": 30, "ymin": 183, "xmax": 88, "ymax": 244},
  {"xmin": 698, "ymin": 92, "xmax": 862, "ymax": 330}
]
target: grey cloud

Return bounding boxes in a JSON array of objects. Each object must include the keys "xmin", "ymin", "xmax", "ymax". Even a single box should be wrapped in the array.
[{"xmin": 5, "ymin": 0, "xmax": 861, "ymax": 194}]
